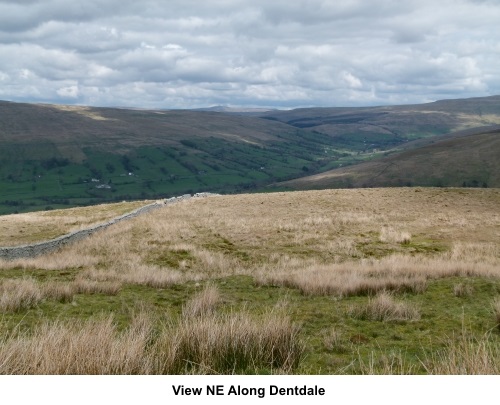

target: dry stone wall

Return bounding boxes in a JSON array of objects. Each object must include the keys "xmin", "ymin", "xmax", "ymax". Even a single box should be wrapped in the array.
[{"xmin": 0, "ymin": 193, "xmax": 217, "ymax": 260}]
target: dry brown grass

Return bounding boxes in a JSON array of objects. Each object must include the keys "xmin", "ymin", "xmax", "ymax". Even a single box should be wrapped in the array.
[
  {"xmin": 0, "ymin": 278, "xmax": 43, "ymax": 312},
  {"xmin": 356, "ymin": 351, "xmax": 417, "ymax": 375},
  {"xmin": 0, "ymin": 277, "xmax": 124, "ymax": 312},
  {"xmin": 182, "ymin": 284, "xmax": 221, "ymax": 318},
  {"xmin": 422, "ymin": 333, "xmax": 500, "ymax": 374},
  {"xmin": 493, "ymin": 297, "xmax": 500, "ymax": 330},
  {"xmin": 0, "ymin": 315, "xmax": 153, "ymax": 374},
  {"xmin": 0, "ymin": 308, "xmax": 303, "ymax": 375},
  {"xmin": 0, "ymin": 188, "xmax": 498, "ymax": 296},
  {"xmin": 42, "ymin": 283, "xmax": 75, "ymax": 303},
  {"xmin": 322, "ymin": 327, "xmax": 348, "ymax": 353},
  {"xmin": 453, "ymin": 283, "xmax": 474, "ymax": 297},
  {"xmin": 255, "ymin": 257, "xmax": 428, "ymax": 296},
  {"xmin": 0, "ymin": 200, "xmax": 152, "ymax": 246},
  {"xmin": 156, "ymin": 310, "xmax": 304, "ymax": 374},
  {"xmin": 348, "ymin": 292, "xmax": 420, "ymax": 322},
  {"xmin": 255, "ymin": 243, "xmax": 500, "ymax": 297},
  {"xmin": 379, "ymin": 227, "xmax": 411, "ymax": 244}
]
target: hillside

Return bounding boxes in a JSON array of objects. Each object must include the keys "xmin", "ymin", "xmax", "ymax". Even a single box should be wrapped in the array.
[
  {"xmin": 0, "ymin": 188, "xmax": 499, "ymax": 374},
  {"xmin": 261, "ymin": 95, "xmax": 500, "ymax": 145},
  {"xmin": 0, "ymin": 101, "xmax": 338, "ymax": 214},
  {"xmin": 1, "ymin": 95, "xmax": 500, "ymax": 214},
  {"xmin": 278, "ymin": 128, "xmax": 500, "ymax": 189}
]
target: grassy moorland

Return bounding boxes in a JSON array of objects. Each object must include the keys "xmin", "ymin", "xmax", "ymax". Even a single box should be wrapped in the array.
[
  {"xmin": 0, "ymin": 200, "xmax": 152, "ymax": 246},
  {"xmin": 0, "ymin": 188, "xmax": 499, "ymax": 374}
]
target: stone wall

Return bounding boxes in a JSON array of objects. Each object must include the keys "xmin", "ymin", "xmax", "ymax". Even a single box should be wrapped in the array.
[{"xmin": 0, "ymin": 193, "xmax": 218, "ymax": 260}]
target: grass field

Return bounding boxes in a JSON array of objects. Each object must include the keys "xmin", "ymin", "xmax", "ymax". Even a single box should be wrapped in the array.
[
  {"xmin": 0, "ymin": 200, "xmax": 152, "ymax": 246},
  {"xmin": 0, "ymin": 188, "xmax": 499, "ymax": 374}
]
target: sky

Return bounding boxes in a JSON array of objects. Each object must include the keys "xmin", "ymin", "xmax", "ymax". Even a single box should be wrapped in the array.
[{"xmin": 0, "ymin": 0, "xmax": 499, "ymax": 109}]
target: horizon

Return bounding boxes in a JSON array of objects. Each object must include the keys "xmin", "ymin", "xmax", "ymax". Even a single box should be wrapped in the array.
[{"xmin": 3, "ymin": 93, "xmax": 500, "ymax": 112}]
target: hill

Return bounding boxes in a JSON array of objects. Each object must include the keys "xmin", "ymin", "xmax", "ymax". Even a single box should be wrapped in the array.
[
  {"xmin": 261, "ymin": 95, "xmax": 500, "ymax": 141},
  {"xmin": 277, "ymin": 127, "xmax": 500, "ymax": 189},
  {"xmin": 1, "ymin": 95, "xmax": 500, "ymax": 214},
  {"xmin": 0, "ymin": 101, "xmax": 337, "ymax": 214}
]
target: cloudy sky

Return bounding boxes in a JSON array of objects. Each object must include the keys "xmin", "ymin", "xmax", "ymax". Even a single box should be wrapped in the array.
[{"xmin": 0, "ymin": 0, "xmax": 499, "ymax": 109}]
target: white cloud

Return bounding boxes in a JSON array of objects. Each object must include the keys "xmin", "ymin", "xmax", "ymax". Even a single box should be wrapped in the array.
[
  {"xmin": 341, "ymin": 72, "xmax": 363, "ymax": 89},
  {"xmin": 56, "ymin": 85, "xmax": 79, "ymax": 99},
  {"xmin": 0, "ymin": 0, "xmax": 499, "ymax": 108}
]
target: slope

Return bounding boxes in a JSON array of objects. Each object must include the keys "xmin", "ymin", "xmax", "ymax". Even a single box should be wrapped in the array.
[
  {"xmin": 0, "ymin": 101, "xmax": 337, "ymax": 214},
  {"xmin": 260, "ymin": 95, "xmax": 500, "ymax": 154},
  {"xmin": 278, "ymin": 128, "xmax": 500, "ymax": 189},
  {"xmin": 2, "ymin": 95, "xmax": 500, "ymax": 214}
]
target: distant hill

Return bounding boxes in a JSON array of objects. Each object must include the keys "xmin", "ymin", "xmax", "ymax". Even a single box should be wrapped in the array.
[
  {"xmin": 1, "ymin": 95, "xmax": 500, "ymax": 214},
  {"xmin": 277, "ymin": 127, "xmax": 500, "ymax": 189},
  {"xmin": 260, "ymin": 95, "xmax": 500, "ymax": 152}
]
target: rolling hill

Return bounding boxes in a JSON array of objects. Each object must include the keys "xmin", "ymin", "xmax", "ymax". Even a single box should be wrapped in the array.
[
  {"xmin": 278, "ymin": 127, "xmax": 500, "ymax": 189},
  {"xmin": 0, "ymin": 101, "xmax": 339, "ymax": 214},
  {"xmin": 1, "ymin": 95, "xmax": 500, "ymax": 214}
]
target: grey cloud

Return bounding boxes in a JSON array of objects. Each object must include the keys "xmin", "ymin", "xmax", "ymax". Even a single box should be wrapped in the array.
[{"xmin": 0, "ymin": 0, "xmax": 499, "ymax": 108}]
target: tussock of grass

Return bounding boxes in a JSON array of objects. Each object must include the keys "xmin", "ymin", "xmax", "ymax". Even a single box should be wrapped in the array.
[
  {"xmin": 0, "ymin": 278, "xmax": 43, "ymax": 312},
  {"xmin": 256, "ymin": 251, "xmax": 500, "ymax": 297},
  {"xmin": 0, "ymin": 315, "xmax": 153, "ymax": 374},
  {"xmin": 42, "ymin": 283, "xmax": 75, "ymax": 303},
  {"xmin": 355, "ymin": 350, "xmax": 417, "ymax": 375},
  {"xmin": 78, "ymin": 260, "xmax": 186, "ymax": 288},
  {"xmin": 0, "ymin": 309, "xmax": 303, "ymax": 375},
  {"xmin": 182, "ymin": 284, "xmax": 221, "ymax": 318},
  {"xmin": 156, "ymin": 310, "xmax": 304, "ymax": 374},
  {"xmin": 256, "ymin": 257, "xmax": 428, "ymax": 297},
  {"xmin": 0, "ymin": 278, "xmax": 122, "ymax": 312},
  {"xmin": 322, "ymin": 328, "xmax": 348, "ymax": 353},
  {"xmin": 422, "ymin": 333, "xmax": 500, "ymax": 374},
  {"xmin": 348, "ymin": 292, "xmax": 420, "ymax": 322},
  {"xmin": 453, "ymin": 283, "xmax": 474, "ymax": 297},
  {"xmin": 493, "ymin": 297, "xmax": 500, "ymax": 330},
  {"xmin": 380, "ymin": 227, "xmax": 411, "ymax": 244}
]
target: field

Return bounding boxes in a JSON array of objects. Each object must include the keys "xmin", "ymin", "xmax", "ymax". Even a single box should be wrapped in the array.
[
  {"xmin": 0, "ymin": 200, "xmax": 152, "ymax": 246},
  {"xmin": 0, "ymin": 188, "xmax": 499, "ymax": 374}
]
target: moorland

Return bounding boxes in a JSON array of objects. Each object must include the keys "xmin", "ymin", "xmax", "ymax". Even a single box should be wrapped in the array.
[{"xmin": 0, "ymin": 188, "xmax": 498, "ymax": 374}]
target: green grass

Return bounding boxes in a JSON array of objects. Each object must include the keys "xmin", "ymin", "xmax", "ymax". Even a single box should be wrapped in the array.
[
  {"xmin": 0, "ymin": 136, "xmax": 340, "ymax": 215},
  {"xmin": 1, "ymin": 267, "xmax": 499, "ymax": 374}
]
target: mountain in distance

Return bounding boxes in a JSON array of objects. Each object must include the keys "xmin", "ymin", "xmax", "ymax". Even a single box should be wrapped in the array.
[
  {"xmin": 1, "ymin": 95, "xmax": 500, "ymax": 214},
  {"xmin": 193, "ymin": 105, "xmax": 278, "ymax": 113},
  {"xmin": 260, "ymin": 95, "xmax": 500, "ymax": 150}
]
